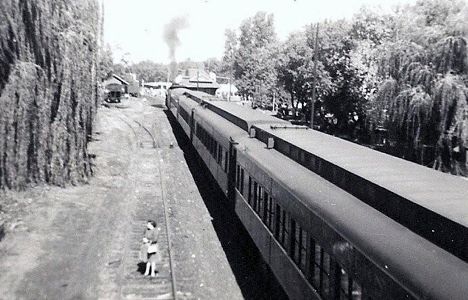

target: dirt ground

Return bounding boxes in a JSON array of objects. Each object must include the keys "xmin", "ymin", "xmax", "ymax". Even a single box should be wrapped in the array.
[{"xmin": 0, "ymin": 97, "xmax": 243, "ymax": 300}]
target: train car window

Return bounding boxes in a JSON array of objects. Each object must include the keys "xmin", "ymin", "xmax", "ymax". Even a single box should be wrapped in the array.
[
  {"xmin": 218, "ymin": 146, "xmax": 222, "ymax": 166},
  {"xmin": 300, "ymin": 228, "xmax": 308, "ymax": 272},
  {"xmin": 211, "ymin": 138, "xmax": 214, "ymax": 156},
  {"xmin": 248, "ymin": 177, "xmax": 252, "ymax": 205},
  {"xmin": 212, "ymin": 139, "xmax": 216, "ymax": 158},
  {"xmin": 321, "ymin": 250, "xmax": 332, "ymax": 299},
  {"xmin": 293, "ymin": 223, "xmax": 301, "ymax": 266},
  {"xmin": 281, "ymin": 210, "xmax": 289, "ymax": 249},
  {"xmin": 257, "ymin": 186, "xmax": 264, "ymax": 215},
  {"xmin": 263, "ymin": 192, "xmax": 269, "ymax": 223},
  {"xmin": 253, "ymin": 182, "xmax": 258, "ymax": 212},
  {"xmin": 224, "ymin": 151, "xmax": 228, "ymax": 172},
  {"xmin": 240, "ymin": 169, "xmax": 245, "ymax": 195},
  {"xmin": 290, "ymin": 219, "xmax": 297, "ymax": 259},
  {"xmin": 236, "ymin": 165, "xmax": 240, "ymax": 190},
  {"xmin": 275, "ymin": 204, "xmax": 281, "ymax": 240},
  {"xmin": 217, "ymin": 145, "xmax": 222, "ymax": 165},
  {"xmin": 214, "ymin": 141, "xmax": 218, "ymax": 161},
  {"xmin": 307, "ymin": 238, "xmax": 316, "ymax": 285},
  {"xmin": 296, "ymin": 225, "xmax": 302, "ymax": 266},
  {"xmin": 267, "ymin": 196, "xmax": 274, "ymax": 231},
  {"xmin": 314, "ymin": 244, "xmax": 321, "ymax": 289},
  {"xmin": 221, "ymin": 145, "xmax": 224, "ymax": 165},
  {"xmin": 209, "ymin": 137, "xmax": 213, "ymax": 156}
]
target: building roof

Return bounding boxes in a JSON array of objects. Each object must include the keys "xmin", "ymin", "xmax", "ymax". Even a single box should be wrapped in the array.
[
  {"xmin": 174, "ymin": 69, "xmax": 219, "ymax": 90},
  {"xmin": 144, "ymin": 82, "xmax": 172, "ymax": 88},
  {"xmin": 111, "ymin": 74, "xmax": 129, "ymax": 85},
  {"xmin": 177, "ymin": 81, "xmax": 220, "ymax": 89},
  {"xmin": 217, "ymin": 83, "xmax": 238, "ymax": 94}
]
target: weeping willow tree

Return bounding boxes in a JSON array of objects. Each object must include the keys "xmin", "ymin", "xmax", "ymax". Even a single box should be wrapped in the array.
[
  {"xmin": 370, "ymin": 0, "xmax": 468, "ymax": 175},
  {"xmin": 0, "ymin": 0, "xmax": 101, "ymax": 190}
]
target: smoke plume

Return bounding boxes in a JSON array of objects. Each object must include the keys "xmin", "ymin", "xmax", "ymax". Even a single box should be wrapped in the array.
[{"xmin": 163, "ymin": 16, "xmax": 188, "ymax": 80}]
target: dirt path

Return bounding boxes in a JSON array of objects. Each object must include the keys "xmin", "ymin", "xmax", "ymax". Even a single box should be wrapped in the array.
[
  {"xmin": 0, "ymin": 100, "xmax": 153, "ymax": 299},
  {"xmin": 0, "ymin": 97, "xmax": 247, "ymax": 300},
  {"xmin": 0, "ymin": 100, "xmax": 140, "ymax": 299}
]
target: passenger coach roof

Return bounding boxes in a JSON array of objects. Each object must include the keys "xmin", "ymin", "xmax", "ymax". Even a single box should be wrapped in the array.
[
  {"xmin": 175, "ymin": 89, "xmax": 288, "ymax": 132},
  {"xmin": 256, "ymin": 125, "xmax": 468, "ymax": 259},
  {"xmin": 254, "ymin": 123, "xmax": 468, "ymax": 230},
  {"xmin": 205, "ymin": 101, "xmax": 289, "ymax": 132}
]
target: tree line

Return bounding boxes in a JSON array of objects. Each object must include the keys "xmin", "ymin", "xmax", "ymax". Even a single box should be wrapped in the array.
[{"xmin": 222, "ymin": 0, "xmax": 467, "ymax": 175}]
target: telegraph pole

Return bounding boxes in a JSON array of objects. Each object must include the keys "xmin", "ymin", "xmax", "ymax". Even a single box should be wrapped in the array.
[
  {"xmin": 229, "ymin": 49, "xmax": 233, "ymax": 102},
  {"xmin": 228, "ymin": 73, "xmax": 232, "ymax": 102},
  {"xmin": 310, "ymin": 23, "xmax": 319, "ymax": 129}
]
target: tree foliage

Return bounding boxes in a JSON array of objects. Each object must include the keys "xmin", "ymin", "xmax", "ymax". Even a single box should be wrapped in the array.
[
  {"xmin": 222, "ymin": 1, "xmax": 468, "ymax": 175},
  {"xmin": 277, "ymin": 31, "xmax": 333, "ymax": 116},
  {"xmin": 129, "ymin": 61, "xmax": 168, "ymax": 82},
  {"xmin": 0, "ymin": 0, "xmax": 101, "ymax": 189},
  {"xmin": 231, "ymin": 12, "xmax": 279, "ymax": 104},
  {"xmin": 371, "ymin": 0, "xmax": 468, "ymax": 173}
]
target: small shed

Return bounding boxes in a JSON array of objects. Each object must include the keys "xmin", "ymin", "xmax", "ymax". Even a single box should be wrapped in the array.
[{"xmin": 103, "ymin": 74, "xmax": 129, "ymax": 93}]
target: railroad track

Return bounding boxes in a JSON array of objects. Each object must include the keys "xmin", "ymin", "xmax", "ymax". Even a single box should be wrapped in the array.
[{"xmin": 115, "ymin": 110, "xmax": 178, "ymax": 300}]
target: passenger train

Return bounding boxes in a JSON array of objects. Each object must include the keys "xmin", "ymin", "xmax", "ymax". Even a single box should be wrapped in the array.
[{"xmin": 166, "ymin": 87, "xmax": 468, "ymax": 300}]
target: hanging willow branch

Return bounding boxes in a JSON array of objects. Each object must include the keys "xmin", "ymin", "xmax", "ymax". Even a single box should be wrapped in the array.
[
  {"xmin": 434, "ymin": 36, "xmax": 467, "ymax": 74},
  {"xmin": 0, "ymin": 0, "xmax": 100, "ymax": 190},
  {"xmin": 372, "ymin": 12, "xmax": 467, "ymax": 173}
]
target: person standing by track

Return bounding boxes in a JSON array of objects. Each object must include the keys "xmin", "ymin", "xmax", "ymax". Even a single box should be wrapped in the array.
[{"xmin": 141, "ymin": 220, "xmax": 160, "ymax": 277}]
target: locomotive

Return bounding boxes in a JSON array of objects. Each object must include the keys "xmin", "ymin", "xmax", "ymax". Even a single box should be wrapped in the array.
[{"xmin": 166, "ymin": 87, "xmax": 468, "ymax": 300}]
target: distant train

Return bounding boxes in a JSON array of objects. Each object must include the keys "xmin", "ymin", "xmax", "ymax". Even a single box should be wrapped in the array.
[{"xmin": 166, "ymin": 88, "xmax": 468, "ymax": 300}]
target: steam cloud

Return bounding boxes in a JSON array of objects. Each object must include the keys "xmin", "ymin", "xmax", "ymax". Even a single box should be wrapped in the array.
[{"xmin": 163, "ymin": 16, "xmax": 189, "ymax": 80}]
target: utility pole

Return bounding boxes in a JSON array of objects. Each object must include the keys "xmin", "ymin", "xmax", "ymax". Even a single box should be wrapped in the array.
[
  {"xmin": 228, "ymin": 74, "xmax": 232, "ymax": 102},
  {"xmin": 197, "ymin": 69, "xmax": 199, "ymax": 91},
  {"xmin": 229, "ymin": 49, "xmax": 233, "ymax": 102},
  {"xmin": 310, "ymin": 23, "xmax": 319, "ymax": 129}
]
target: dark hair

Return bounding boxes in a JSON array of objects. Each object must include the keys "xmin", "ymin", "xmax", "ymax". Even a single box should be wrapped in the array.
[{"xmin": 147, "ymin": 220, "xmax": 157, "ymax": 228}]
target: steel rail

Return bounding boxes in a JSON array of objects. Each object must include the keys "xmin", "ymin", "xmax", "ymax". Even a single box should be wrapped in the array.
[{"xmin": 117, "ymin": 111, "xmax": 177, "ymax": 300}]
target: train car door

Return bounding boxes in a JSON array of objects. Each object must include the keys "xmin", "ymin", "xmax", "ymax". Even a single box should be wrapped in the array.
[{"xmin": 227, "ymin": 138, "xmax": 238, "ymax": 207}]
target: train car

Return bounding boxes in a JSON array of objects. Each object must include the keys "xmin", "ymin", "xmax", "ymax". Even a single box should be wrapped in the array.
[
  {"xmin": 104, "ymin": 83, "xmax": 123, "ymax": 103},
  {"xmin": 166, "ymin": 88, "xmax": 468, "ymax": 300}
]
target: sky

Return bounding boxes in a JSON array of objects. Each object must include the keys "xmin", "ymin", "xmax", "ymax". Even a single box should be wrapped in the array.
[{"xmin": 102, "ymin": 0, "xmax": 418, "ymax": 64}]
